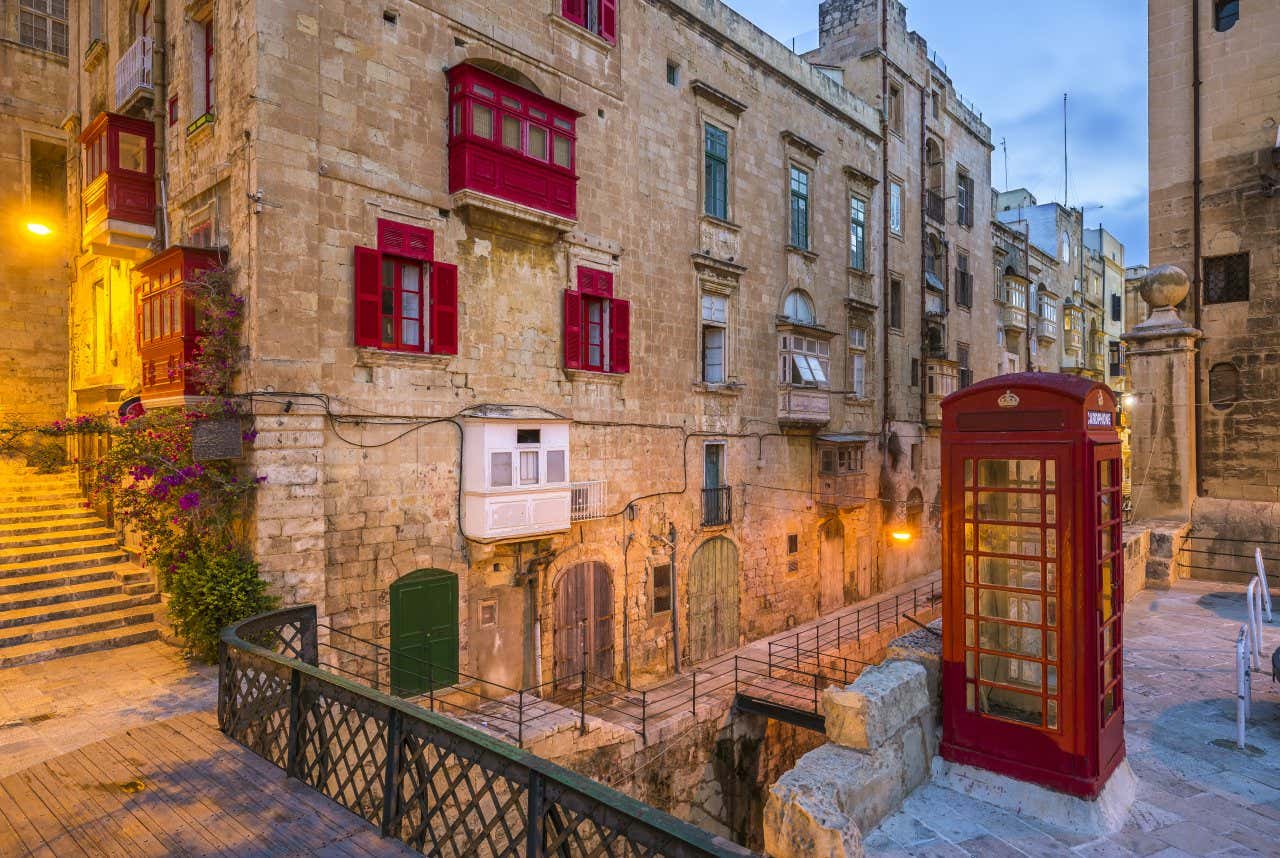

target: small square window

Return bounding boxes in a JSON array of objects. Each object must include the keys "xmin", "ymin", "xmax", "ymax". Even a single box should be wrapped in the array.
[
  {"xmin": 479, "ymin": 599, "xmax": 497, "ymax": 627},
  {"xmin": 652, "ymin": 563, "xmax": 672, "ymax": 614},
  {"xmin": 666, "ymin": 61, "xmax": 680, "ymax": 86},
  {"xmin": 516, "ymin": 429, "xmax": 541, "ymax": 445},
  {"xmin": 1204, "ymin": 253, "xmax": 1249, "ymax": 304}
]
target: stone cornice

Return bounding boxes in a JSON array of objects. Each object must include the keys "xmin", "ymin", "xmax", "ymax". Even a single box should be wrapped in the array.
[{"xmin": 690, "ymin": 80, "xmax": 748, "ymax": 116}]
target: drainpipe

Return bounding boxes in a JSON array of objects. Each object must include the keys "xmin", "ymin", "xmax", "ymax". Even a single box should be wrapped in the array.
[
  {"xmin": 918, "ymin": 87, "xmax": 928, "ymax": 426},
  {"xmin": 1191, "ymin": 0, "xmax": 1205, "ymax": 496},
  {"xmin": 668, "ymin": 523, "xmax": 680, "ymax": 675},
  {"xmin": 622, "ymin": 531, "xmax": 632, "ymax": 687},
  {"xmin": 879, "ymin": 1, "xmax": 891, "ymax": 430},
  {"xmin": 151, "ymin": 0, "xmax": 168, "ymax": 247}
]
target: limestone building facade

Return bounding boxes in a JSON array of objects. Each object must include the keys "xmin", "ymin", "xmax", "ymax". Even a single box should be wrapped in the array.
[
  {"xmin": 0, "ymin": 0, "xmax": 70, "ymax": 422},
  {"xmin": 1148, "ymin": 0, "xmax": 1280, "ymax": 506},
  {"xmin": 46, "ymin": 0, "xmax": 1086, "ymax": 695}
]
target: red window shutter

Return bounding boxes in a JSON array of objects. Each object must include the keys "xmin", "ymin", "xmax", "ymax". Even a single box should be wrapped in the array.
[
  {"xmin": 377, "ymin": 218, "xmax": 434, "ymax": 261},
  {"xmin": 599, "ymin": 0, "xmax": 617, "ymax": 43},
  {"xmin": 563, "ymin": 289, "xmax": 584, "ymax": 369},
  {"xmin": 609, "ymin": 297, "xmax": 630, "ymax": 374},
  {"xmin": 429, "ymin": 262, "xmax": 459, "ymax": 355},
  {"xmin": 562, "ymin": 0, "xmax": 586, "ymax": 26},
  {"xmin": 353, "ymin": 246, "xmax": 382, "ymax": 347},
  {"xmin": 578, "ymin": 267, "xmax": 614, "ymax": 297}
]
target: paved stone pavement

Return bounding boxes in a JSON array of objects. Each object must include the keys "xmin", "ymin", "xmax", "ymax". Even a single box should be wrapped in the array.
[
  {"xmin": 866, "ymin": 580, "xmax": 1280, "ymax": 857},
  {"xmin": 0, "ymin": 640, "xmax": 216, "ymax": 778}
]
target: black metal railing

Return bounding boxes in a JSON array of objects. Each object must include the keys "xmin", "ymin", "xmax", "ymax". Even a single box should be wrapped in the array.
[
  {"xmin": 701, "ymin": 486, "xmax": 731, "ymax": 527},
  {"xmin": 220, "ymin": 607, "xmax": 755, "ymax": 858},
  {"xmin": 768, "ymin": 578, "xmax": 941, "ymax": 663},
  {"xmin": 1176, "ymin": 535, "xmax": 1280, "ymax": 582}
]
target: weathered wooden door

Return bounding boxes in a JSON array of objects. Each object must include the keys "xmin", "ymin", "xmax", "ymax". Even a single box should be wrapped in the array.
[
  {"xmin": 687, "ymin": 537, "xmax": 739, "ymax": 663},
  {"xmin": 855, "ymin": 536, "xmax": 872, "ymax": 601},
  {"xmin": 819, "ymin": 519, "xmax": 845, "ymax": 614},
  {"xmin": 553, "ymin": 562, "xmax": 615, "ymax": 689},
  {"xmin": 390, "ymin": 569, "xmax": 459, "ymax": 697}
]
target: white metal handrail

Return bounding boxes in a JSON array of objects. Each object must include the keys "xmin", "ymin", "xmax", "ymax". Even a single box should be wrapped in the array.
[
  {"xmin": 569, "ymin": 480, "xmax": 606, "ymax": 522},
  {"xmin": 1254, "ymin": 547, "xmax": 1273, "ymax": 623},
  {"xmin": 1246, "ymin": 578, "xmax": 1266, "ymax": 672},
  {"xmin": 114, "ymin": 36, "xmax": 154, "ymax": 108},
  {"xmin": 1236, "ymin": 625, "xmax": 1252, "ymax": 749}
]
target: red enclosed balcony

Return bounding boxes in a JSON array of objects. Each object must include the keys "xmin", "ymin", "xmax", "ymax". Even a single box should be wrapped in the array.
[
  {"xmin": 135, "ymin": 246, "xmax": 221, "ymax": 408},
  {"xmin": 447, "ymin": 63, "xmax": 581, "ymax": 224},
  {"xmin": 81, "ymin": 112, "xmax": 156, "ymax": 257}
]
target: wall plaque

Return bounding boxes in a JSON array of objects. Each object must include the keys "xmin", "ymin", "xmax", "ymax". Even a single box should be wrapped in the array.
[{"xmin": 192, "ymin": 417, "xmax": 243, "ymax": 461}]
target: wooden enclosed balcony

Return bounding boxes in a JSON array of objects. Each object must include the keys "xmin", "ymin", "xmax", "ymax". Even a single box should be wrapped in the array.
[
  {"xmin": 80, "ymin": 112, "xmax": 156, "ymax": 258},
  {"xmin": 135, "ymin": 246, "xmax": 221, "ymax": 407},
  {"xmin": 778, "ymin": 386, "xmax": 831, "ymax": 426}
]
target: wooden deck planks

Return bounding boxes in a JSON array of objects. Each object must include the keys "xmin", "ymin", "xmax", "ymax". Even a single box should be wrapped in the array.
[{"xmin": 0, "ymin": 712, "xmax": 417, "ymax": 858}]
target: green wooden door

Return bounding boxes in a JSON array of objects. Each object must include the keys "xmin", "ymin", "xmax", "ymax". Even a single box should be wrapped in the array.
[{"xmin": 390, "ymin": 569, "xmax": 459, "ymax": 697}]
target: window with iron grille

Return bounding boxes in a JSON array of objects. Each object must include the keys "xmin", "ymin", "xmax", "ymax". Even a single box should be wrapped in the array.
[
  {"xmin": 19, "ymin": 0, "xmax": 68, "ymax": 56},
  {"xmin": 1204, "ymin": 253, "xmax": 1249, "ymax": 304}
]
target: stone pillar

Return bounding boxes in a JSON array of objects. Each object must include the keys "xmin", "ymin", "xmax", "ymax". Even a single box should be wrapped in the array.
[{"xmin": 1122, "ymin": 266, "xmax": 1201, "ymax": 525}]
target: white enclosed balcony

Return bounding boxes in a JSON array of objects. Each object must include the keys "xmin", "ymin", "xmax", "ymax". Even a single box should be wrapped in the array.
[
  {"xmin": 461, "ymin": 412, "xmax": 574, "ymax": 542},
  {"xmin": 115, "ymin": 36, "xmax": 154, "ymax": 113}
]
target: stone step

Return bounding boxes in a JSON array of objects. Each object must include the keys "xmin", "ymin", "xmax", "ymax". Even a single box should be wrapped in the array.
[
  {"xmin": 0, "ymin": 604, "xmax": 157, "ymax": 648},
  {"xmin": 0, "ymin": 564, "xmax": 125, "ymax": 596},
  {"xmin": 0, "ymin": 489, "xmax": 87, "ymax": 503},
  {"xmin": 0, "ymin": 516, "xmax": 106, "ymax": 538},
  {"xmin": 0, "ymin": 578, "xmax": 126, "ymax": 612},
  {"xmin": 0, "ymin": 509, "xmax": 99, "ymax": 527},
  {"xmin": 0, "ymin": 537, "xmax": 122, "ymax": 566},
  {"xmin": 0, "ymin": 550, "xmax": 130, "ymax": 580},
  {"xmin": 0, "ymin": 590, "xmax": 159, "ymax": 630},
  {"xmin": 0, "ymin": 526, "xmax": 116, "ymax": 550},
  {"xmin": 0, "ymin": 500, "xmax": 91, "ymax": 515},
  {"xmin": 0, "ymin": 623, "xmax": 162, "ymax": 669}
]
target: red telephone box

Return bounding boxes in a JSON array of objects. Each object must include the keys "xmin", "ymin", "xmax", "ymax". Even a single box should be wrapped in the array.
[{"xmin": 939, "ymin": 373, "xmax": 1124, "ymax": 799}]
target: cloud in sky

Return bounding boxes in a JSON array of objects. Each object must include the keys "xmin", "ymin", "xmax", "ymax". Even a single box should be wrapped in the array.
[{"xmin": 724, "ymin": 0, "xmax": 1150, "ymax": 263}]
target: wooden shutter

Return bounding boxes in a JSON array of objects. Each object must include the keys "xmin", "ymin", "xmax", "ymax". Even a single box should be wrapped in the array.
[
  {"xmin": 429, "ymin": 262, "xmax": 459, "ymax": 355},
  {"xmin": 562, "ymin": 0, "xmax": 586, "ymax": 26},
  {"xmin": 377, "ymin": 218, "xmax": 434, "ymax": 261},
  {"xmin": 563, "ymin": 289, "xmax": 584, "ymax": 369},
  {"xmin": 353, "ymin": 246, "xmax": 382, "ymax": 347},
  {"xmin": 609, "ymin": 297, "xmax": 630, "ymax": 374},
  {"xmin": 579, "ymin": 267, "xmax": 613, "ymax": 297},
  {"xmin": 599, "ymin": 0, "xmax": 617, "ymax": 43}
]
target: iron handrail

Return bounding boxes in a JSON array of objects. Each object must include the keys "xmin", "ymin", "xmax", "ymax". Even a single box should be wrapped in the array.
[{"xmin": 221, "ymin": 606, "xmax": 755, "ymax": 858}]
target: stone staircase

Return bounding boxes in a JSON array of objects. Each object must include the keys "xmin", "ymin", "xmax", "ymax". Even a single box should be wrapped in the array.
[{"xmin": 0, "ymin": 465, "xmax": 160, "ymax": 668}]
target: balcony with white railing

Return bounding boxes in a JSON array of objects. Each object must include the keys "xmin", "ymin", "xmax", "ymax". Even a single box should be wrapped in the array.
[
  {"xmin": 114, "ymin": 36, "xmax": 154, "ymax": 113},
  {"xmin": 570, "ymin": 480, "xmax": 607, "ymax": 522}
]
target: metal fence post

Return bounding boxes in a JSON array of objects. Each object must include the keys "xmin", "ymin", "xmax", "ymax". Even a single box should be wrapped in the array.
[
  {"xmin": 526, "ymin": 771, "xmax": 545, "ymax": 857},
  {"xmin": 428, "ymin": 661, "xmax": 435, "ymax": 712},
  {"xmin": 286, "ymin": 667, "xmax": 303, "ymax": 780},
  {"xmin": 640, "ymin": 690, "xmax": 648, "ymax": 746},
  {"xmin": 579, "ymin": 670, "xmax": 587, "ymax": 735},
  {"xmin": 518, "ymin": 690, "xmax": 525, "ymax": 749},
  {"xmin": 380, "ymin": 707, "xmax": 402, "ymax": 837},
  {"xmin": 813, "ymin": 669, "xmax": 820, "ymax": 713},
  {"xmin": 691, "ymin": 670, "xmax": 698, "ymax": 719}
]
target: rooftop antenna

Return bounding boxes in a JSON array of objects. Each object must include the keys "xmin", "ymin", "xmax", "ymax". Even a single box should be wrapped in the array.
[
  {"xmin": 1001, "ymin": 137, "xmax": 1009, "ymax": 190},
  {"xmin": 1063, "ymin": 92, "xmax": 1070, "ymax": 207}
]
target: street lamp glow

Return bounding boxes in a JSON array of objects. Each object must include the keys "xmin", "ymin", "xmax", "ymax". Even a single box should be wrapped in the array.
[
  {"xmin": 25, "ymin": 222, "xmax": 53, "ymax": 237},
  {"xmin": 890, "ymin": 530, "xmax": 912, "ymax": 543}
]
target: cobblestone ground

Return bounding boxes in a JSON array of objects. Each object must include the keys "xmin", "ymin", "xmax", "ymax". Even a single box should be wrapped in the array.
[
  {"xmin": 867, "ymin": 580, "xmax": 1280, "ymax": 857},
  {"xmin": 0, "ymin": 640, "xmax": 215, "ymax": 777}
]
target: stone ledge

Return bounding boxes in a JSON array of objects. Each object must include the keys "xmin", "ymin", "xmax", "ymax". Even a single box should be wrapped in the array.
[{"xmin": 822, "ymin": 660, "xmax": 929, "ymax": 751}]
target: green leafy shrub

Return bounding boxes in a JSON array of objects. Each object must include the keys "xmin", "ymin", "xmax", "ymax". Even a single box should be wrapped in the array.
[
  {"xmin": 167, "ymin": 540, "xmax": 276, "ymax": 662},
  {"xmin": 24, "ymin": 441, "xmax": 66, "ymax": 473}
]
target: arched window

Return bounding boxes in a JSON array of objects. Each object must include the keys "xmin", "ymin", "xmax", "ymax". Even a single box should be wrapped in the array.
[
  {"xmin": 1208, "ymin": 362, "xmax": 1240, "ymax": 410},
  {"xmin": 1214, "ymin": 0, "xmax": 1239, "ymax": 32},
  {"xmin": 783, "ymin": 289, "xmax": 816, "ymax": 324},
  {"xmin": 1060, "ymin": 230, "xmax": 1071, "ymax": 264}
]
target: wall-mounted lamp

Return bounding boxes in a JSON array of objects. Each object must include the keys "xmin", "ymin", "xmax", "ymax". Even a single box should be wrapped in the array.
[{"xmin": 25, "ymin": 222, "xmax": 53, "ymax": 237}]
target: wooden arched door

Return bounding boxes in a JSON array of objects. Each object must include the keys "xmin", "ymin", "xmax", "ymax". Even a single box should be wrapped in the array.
[
  {"xmin": 390, "ymin": 569, "xmax": 459, "ymax": 697},
  {"xmin": 687, "ymin": 537, "xmax": 739, "ymax": 663},
  {"xmin": 819, "ymin": 519, "xmax": 845, "ymax": 614},
  {"xmin": 553, "ymin": 562, "xmax": 614, "ymax": 689}
]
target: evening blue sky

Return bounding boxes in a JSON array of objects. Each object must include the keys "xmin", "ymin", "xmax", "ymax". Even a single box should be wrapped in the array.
[{"xmin": 725, "ymin": 0, "xmax": 1150, "ymax": 264}]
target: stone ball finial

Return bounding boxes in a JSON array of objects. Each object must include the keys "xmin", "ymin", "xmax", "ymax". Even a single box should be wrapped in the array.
[{"xmin": 1140, "ymin": 264, "xmax": 1191, "ymax": 310}]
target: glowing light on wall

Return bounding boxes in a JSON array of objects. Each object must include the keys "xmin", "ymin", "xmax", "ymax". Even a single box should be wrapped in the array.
[
  {"xmin": 891, "ymin": 530, "xmax": 912, "ymax": 543},
  {"xmin": 26, "ymin": 222, "xmax": 53, "ymax": 236}
]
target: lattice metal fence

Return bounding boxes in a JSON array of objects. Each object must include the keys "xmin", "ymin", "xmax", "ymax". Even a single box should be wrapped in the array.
[{"xmin": 219, "ymin": 607, "xmax": 755, "ymax": 858}]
